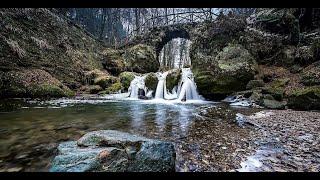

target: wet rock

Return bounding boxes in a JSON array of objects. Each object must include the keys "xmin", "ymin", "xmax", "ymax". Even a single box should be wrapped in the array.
[
  {"xmin": 166, "ymin": 69, "xmax": 181, "ymax": 92},
  {"xmin": 144, "ymin": 72, "xmax": 158, "ymax": 95},
  {"xmin": 50, "ymin": 130, "xmax": 175, "ymax": 172}
]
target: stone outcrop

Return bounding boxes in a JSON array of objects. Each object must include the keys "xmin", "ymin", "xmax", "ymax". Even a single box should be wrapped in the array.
[
  {"xmin": 50, "ymin": 130, "xmax": 176, "ymax": 172},
  {"xmin": 193, "ymin": 44, "xmax": 257, "ymax": 100},
  {"xmin": 123, "ymin": 44, "xmax": 159, "ymax": 73}
]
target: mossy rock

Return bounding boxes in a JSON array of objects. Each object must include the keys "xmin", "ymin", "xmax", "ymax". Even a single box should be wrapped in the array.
[
  {"xmin": 123, "ymin": 44, "xmax": 159, "ymax": 73},
  {"xmin": 27, "ymin": 84, "xmax": 75, "ymax": 98},
  {"xmin": 105, "ymin": 82, "xmax": 122, "ymax": 94},
  {"xmin": 249, "ymin": 90, "xmax": 263, "ymax": 103},
  {"xmin": 166, "ymin": 70, "xmax": 181, "ymax": 92},
  {"xmin": 88, "ymin": 85, "xmax": 103, "ymax": 94},
  {"xmin": 102, "ymin": 48, "xmax": 126, "ymax": 76},
  {"xmin": 255, "ymin": 9, "xmax": 300, "ymax": 44},
  {"xmin": 84, "ymin": 69, "xmax": 109, "ymax": 85},
  {"xmin": 263, "ymin": 78, "xmax": 289, "ymax": 101},
  {"xmin": 300, "ymin": 61, "xmax": 320, "ymax": 86},
  {"xmin": 246, "ymin": 80, "xmax": 265, "ymax": 90},
  {"xmin": 145, "ymin": 73, "xmax": 158, "ymax": 95},
  {"xmin": 261, "ymin": 99, "xmax": 286, "ymax": 109},
  {"xmin": 93, "ymin": 75, "xmax": 118, "ymax": 89},
  {"xmin": 287, "ymin": 86, "xmax": 320, "ymax": 110},
  {"xmin": 193, "ymin": 44, "xmax": 257, "ymax": 100},
  {"xmin": 119, "ymin": 72, "xmax": 136, "ymax": 91},
  {"xmin": 195, "ymin": 71, "xmax": 254, "ymax": 100},
  {"xmin": 0, "ymin": 69, "xmax": 74, "ymax": 98}
]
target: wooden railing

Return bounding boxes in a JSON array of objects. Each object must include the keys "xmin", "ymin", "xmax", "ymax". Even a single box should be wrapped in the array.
[{"xmin": 118, "ymin": 11, "xmax": 218, "ymax": 46}]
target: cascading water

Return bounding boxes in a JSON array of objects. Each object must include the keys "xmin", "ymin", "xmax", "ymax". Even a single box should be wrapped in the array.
[
  {"xmin": 154, "ymin": 72, "xmax": 168, "ymax": 99},
  {"xmin": 152, "ymin": 68, "xmax": 201, "ymax": 101},
  {"xmin": 177, "ymin": 68, "xmax": 200, "ymax": 101},
  {"xmin": 128, "ymin": 75, "xmax": 150, "ymax": 99},
  {"xmin": 126, "ymin": 38, "xmax": 202, "ymax": 101}
]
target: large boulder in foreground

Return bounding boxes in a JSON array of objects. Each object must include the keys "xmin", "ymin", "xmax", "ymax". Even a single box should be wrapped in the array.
[
  {"xmin": 50, "ymin": 130, "xmax": 176, "ymax": 172},
  {"xmin": 194, "ymin": 44, "xmax": 257, "ymax": 100},
  {"xmin": 123, "ymin": 44, "xmax": 159, "ymax": 73}
]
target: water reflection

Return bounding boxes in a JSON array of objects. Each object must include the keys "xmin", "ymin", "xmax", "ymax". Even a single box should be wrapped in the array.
[
  {"xmin": 0, "ymin": 99, "xmax": 206, "ymax": 171},
  {"xmin": 155, "ymin": 104, "xmax": 168, "ymax": 133},
  {"xmin": 177, "ymin": 105, "xmax": 193, "ymax": 136}
]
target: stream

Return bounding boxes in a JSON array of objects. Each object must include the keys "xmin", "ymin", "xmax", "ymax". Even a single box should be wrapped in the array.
[{"xmin": 0, "ymin": 96, "xmax": 263, "ymax": 172}]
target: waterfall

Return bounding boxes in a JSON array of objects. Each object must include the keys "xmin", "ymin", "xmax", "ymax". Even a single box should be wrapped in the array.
[
  {"xmin": 153, "ymin": 68, "xmax": 200, "ymax": 101},
  {"xmin": 128, "ymin": 75, "xmax": 148, "ymax": 99},
  {"xmin": 154, "ymin": 71, "xmax": 172, "ymax": 99},
  {"xmin": 177, "ymin": 68, "xmax": 200, "ymax": 101}
]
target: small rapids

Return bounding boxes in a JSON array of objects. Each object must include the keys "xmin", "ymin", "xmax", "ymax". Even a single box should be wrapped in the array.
[{"xmin": 126, "ymin": 68, "xmax": 203, "ymax": 103}]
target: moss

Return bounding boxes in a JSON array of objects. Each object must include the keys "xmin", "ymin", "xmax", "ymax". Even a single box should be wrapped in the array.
[
  {"xmin": 300, "ymin": 61, "xmax": 320, "ymax": 86},
  {"xmin": 123, "ymin": 44, "xmax": 159, "ymax": 73},
  {"xmin": 262, "ymin": 99, "xmax": 286, "ymax": 109},
  {"xmin": 119, "ymin": 72, "xmax": 135, "ymax": 91},
  {"xmin": 288, "ymin": 86, "xmax": 320, "ymax": 110},
  {"xmin": 0, "ymin": 69, "xmax": 74, "ymax": 98},
  {"xmin": 88, "ymin": 85, "xmax": 103, "ymax": 94},
  {"xmin": 263, "ymin": 78, "xmax": 289, "ymax": 101},
  {"xmin": 93, "ymin": 75, "xmax": 118, "ymax": 89},
  {"xmin": 166, "ymin": 70, "xmax": 181, "ymax": 92},
  {"xmin": 0, "ymin": 9, "xmax": 104, "ymax": 88},
  {"xmin": 27, "ymin": 84, "xmax": 74, "ymax": 98},
  {"xmin": 145, "ymin": 73, "xmax": 158, "ymax": 94},
  {"xmin": 195, "ymin": 72, "xmax": 252, "ymax": 100},
  {"xmin": 105, "ymin": 82, "xmax": 122, "ymax": 94},
  {"xmin": 102, "ymin": 48, "xmax": 125, "ymax": 76},
  {"xmin": 246, "ymin": 80, "xmax": 265, "ymax": 90}
]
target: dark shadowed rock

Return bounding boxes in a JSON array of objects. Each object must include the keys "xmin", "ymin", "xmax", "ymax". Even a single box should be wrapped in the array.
[
  {"xmin": 193, "ymin": 44, "xmax": 257, "ymax": 100},
  {"xmin": 50, "ymin": 130, "xmax": 176, "ymax": 172},
  {"xmin": 287, "ymin": 86, "xmax": 320, "ymax": 110}
]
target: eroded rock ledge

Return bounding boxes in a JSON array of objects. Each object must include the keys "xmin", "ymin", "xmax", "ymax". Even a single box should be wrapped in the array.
[{"xmin": 50, "ymin": 130, "xmax": 176, "ymax": 172}]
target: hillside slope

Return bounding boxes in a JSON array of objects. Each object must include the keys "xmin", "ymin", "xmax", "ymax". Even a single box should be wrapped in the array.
[{"xmin": 0, "ymin": 8, "xmax": 105, "ymax": 98}]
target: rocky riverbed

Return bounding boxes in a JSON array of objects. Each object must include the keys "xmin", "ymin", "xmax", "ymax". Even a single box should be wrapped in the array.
[
  {"xmin": 0, "ymin": 99, "xmax": 319, "ymax": 172},
  {"xmin": 181, "ymin": 106, "xmax": 320, "ymax": 172}
]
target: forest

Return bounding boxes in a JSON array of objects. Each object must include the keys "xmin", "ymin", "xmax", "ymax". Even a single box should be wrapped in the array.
[{"xmin": 0, "ymin": 8, "xmax": 319, "ymax": 172}]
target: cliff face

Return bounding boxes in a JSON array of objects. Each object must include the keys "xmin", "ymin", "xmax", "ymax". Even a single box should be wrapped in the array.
[{"xmin": 0, "ymin": 8, "xmax": 105, "ymax": 98}]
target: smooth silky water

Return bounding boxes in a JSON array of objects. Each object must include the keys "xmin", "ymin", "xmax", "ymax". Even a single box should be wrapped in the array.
[{"xmin": 0, "ymin": 97, "xmax": 218, "ymax": 171}]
